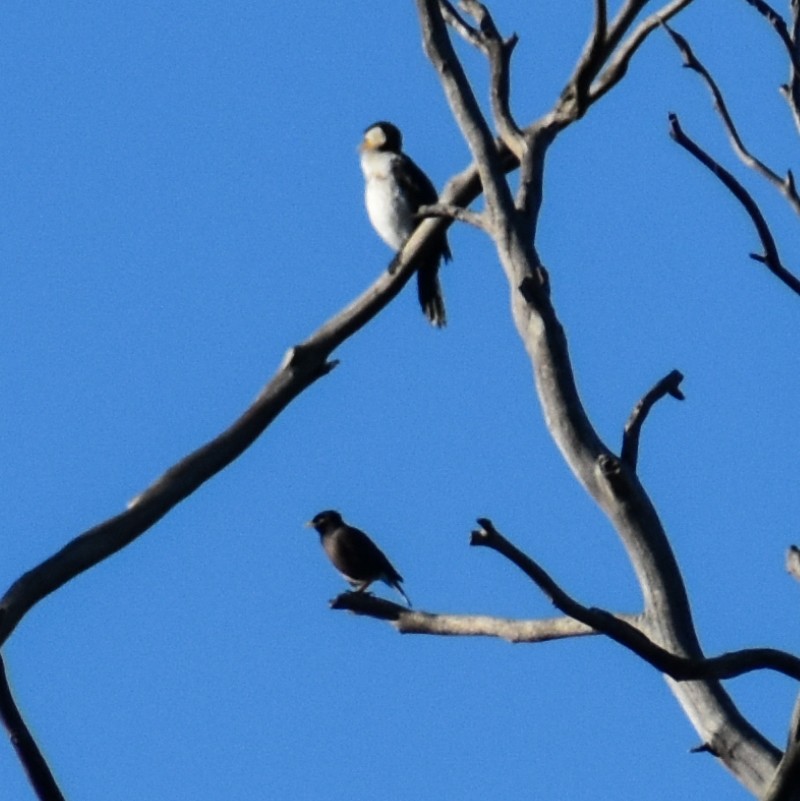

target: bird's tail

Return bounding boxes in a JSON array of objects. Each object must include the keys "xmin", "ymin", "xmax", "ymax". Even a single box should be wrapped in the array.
[
  {"xmin": 389, "ymin": 579, "xmax": 412, "ymax": 608},
  {"xmin": 417, "ymin": 262, "xmax": 447, "ymax": 328}
]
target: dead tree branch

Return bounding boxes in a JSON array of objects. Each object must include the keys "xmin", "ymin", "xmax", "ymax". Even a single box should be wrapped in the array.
[
  {"xmin": 763, "ymin": 693, "xmax": 800, "ymax": 801},
  {"xmin": 330, "ymin": 591, "xmax": 640, "ymax": 642},
  {"xmin": 458, "ymin": 0, "xmax": 526, "ymax": 161},
  {"xmin": 414, "ymin": 0, "xmax": 783, "ymax": 793},
  {"xmin": 589, "ymin": 0, "xmax": 696, "ymax": 104},
  {"xmin": 668, "ymin": 113, "xmax": 800, "ymax": 298},
  {"xmin": 790, "ymin": 2, "xmax": 800, "ymax": 131},
  {"xmin": 416, "ymin": 203, "xmax": 489, "ymax": 230},
  {"xmin": 743, "ymin": 0, "xmax": 800, "ymax": 132},
  {"xmin": 470, "ymin": 519, "xmax": 800, "ymax": 682},
  {"xmin": 664, "ymin": 22, "xmax": 800, "ymax": 216},
  {"xmin": 621, "ymin": 370, "xmax": 685, "ymax": 471},
  {"xmin": 743, "ymin": 0, "xmax": 800, "ymax": 71},
  {"xmin": 0, "ymin": 655, "xmax": 65, "ymax": 801},
  {"xmin": 439, "ymin": 0, "xmax": 481, "ymax": 47},
  {"xmin": 416, "ymin": 0, "xmax": 517, "ymax": 226},
  {"xmin": 571, "ymin": 0, "xmax": 609, "ymax": 114}
]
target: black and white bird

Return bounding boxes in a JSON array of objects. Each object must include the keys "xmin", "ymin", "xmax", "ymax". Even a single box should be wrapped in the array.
[
  {"xmin": 306, "ymin": 510, "xmax": 412, "ymax": 607},
  {"xmin": 359, "ymin": 121, "xmax": 451, "ymax": 327}
]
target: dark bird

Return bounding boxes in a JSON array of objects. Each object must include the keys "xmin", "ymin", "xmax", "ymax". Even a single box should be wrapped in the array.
[
  {"xmin": 306, "ymin": 510, "xmax": 412, "ymax": 606},
  {"xmin": 359, "ymin": 121, "xmax": 451, "ymax": 327}
]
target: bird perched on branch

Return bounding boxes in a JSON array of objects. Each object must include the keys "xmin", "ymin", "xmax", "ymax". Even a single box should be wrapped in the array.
[
  {"xmin": 359, "ymin": 121, "xmax": 451, "ymax": 327},
  {"xmin": 306, "ymin": 509, "xmax": 412, "ymax": 606}
]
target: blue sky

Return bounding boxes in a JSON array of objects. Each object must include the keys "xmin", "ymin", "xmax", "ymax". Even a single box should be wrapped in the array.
[{"xmin": 1, "ymin": 2, "xmax": 798, "ymax": 799}]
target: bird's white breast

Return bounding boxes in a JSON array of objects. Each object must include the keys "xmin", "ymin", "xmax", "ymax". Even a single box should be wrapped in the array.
[{"xmin": 360, "ymin": 149, "xmax": 415, "ymax": 251}]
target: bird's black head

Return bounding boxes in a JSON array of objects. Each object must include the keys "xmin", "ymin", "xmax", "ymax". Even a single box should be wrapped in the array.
[
  {"xmin": 306, "ymin": 509, "xmax": 343, "ymax": 534},
  {"xmin": 361, "ymin": 121, "xmax": 403, "ymax": 153}
]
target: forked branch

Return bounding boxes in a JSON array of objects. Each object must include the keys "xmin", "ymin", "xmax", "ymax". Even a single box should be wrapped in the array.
[
  {"xmin": 669, "ymin": 113, "xmax": 800, "ymax": 298},
  {"xmin": 458, "ymin": 0, "xmax": 526, "ymax": 160},
  {"xmin": 417, "ymin": 0, "xmax": 781, "ymax": 792},
  {"xmin": 589, "ymin": 0, "xmax": 696, "ymax": 104},
  {"xmin": 416, "ymin": 202, "xmax": 490, "ymax": 231},
  {"xmin": 664, "ymin": 22, "xmax": 800, "ymax": 216},
  {"xmin": 471, "ymin": 519, "xmax": 800, "ymax": 683},
  {"xmin": 742, "ymin": 0, "xmax": 800, "ymax": 76}
]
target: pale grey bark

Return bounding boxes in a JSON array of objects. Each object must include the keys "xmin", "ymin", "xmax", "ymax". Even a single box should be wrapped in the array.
[
  {"xmin": 407, "ymin": 0, "xmax": 796, "ymax": 796},
  {"xmin": 3, "ymin": 3, "xmax": 799, "ymax": 800}
]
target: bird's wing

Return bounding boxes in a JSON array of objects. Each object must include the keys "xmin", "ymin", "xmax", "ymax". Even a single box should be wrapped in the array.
[
  {"xmin": 392, "ymin": 153, "xmax": 438, "ymax": 209},
  {"xmin": 393, "ymin": 154, "xmax": 452, "ymax": 264},
  {"xmin": 338, "ymin": 526, "xmax": 404, "ymax": 583}
]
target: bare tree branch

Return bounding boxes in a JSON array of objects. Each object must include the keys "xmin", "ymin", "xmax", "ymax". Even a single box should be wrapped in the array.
[
  {"xmin": 0, "ymin": 655, "xmax": 66, "ymax": 801},
  {"xmin": 743, "ymin": 0, "xmax": 800, "ymax": 75},
  {"xmin": 443, "ymin": 0, "xmax": 548, "ymax": 223},
  {"xmin": 664, "ymin": 21, "xmax": 800, "ymax": 216},
  {"xmin": 789, "ymin": 1, "xmax": 800, "ymax": 132},
  {"xmin": 410, "ymin": 1, "xmax": 782, "ymax": 790},
  {"xmin": 691, "ymin": 741, "xmax": 721, "ymax": 756},
  {"xmin": 570, "ymin": 0, "xmax": 609, "ymax": 115},
  {"xmin": 415, "ymin": 0, "xmax": 518, "ymax": 226},
  {"xmin": 470, "ymin": 519, "xmax": 800, "ymax": 683},
  {"xmin": 330, "ymin": 591, "xmax": 641, "ymax": 642},
  {"xmin": 439, "ymin": 0, "xmax": 482, "ymax": 48},
  {"xmin": 744, "ymin": 0, "xmax": 800, "ymax": 133},
  {"xmin": 763, "ymin": 693, "xmax": 800, "ymax": 801},
  {"xmin": 621, "ymin": 369, "xmax": 685, "ymax": 471},
  {"xmin": 603, "ymin": 0, "xmax": 650, "ymax": 53},
  {"xmin": 668, "ymin": 113, "xmax": 800, "ymax": 298},
  {"xmin": 416, "ymin": 202, "xmax": 490, "ymax": 231},
  {"xmin": 589, "ymin": 0, "xmax": 697, "ymax": 104},
  {"xmin": 2, "ymin": 4, "xmax": 788, "ymax": 798},
  {"xmin": 457, "ymin": 0, "xmax": 526, "ymax": 161}
]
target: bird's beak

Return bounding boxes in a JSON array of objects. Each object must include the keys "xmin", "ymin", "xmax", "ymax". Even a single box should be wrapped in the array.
[
  {"xmin": 304, "ymin": 520, "xmax": 315, "ymax": 528},
  {"xmin": 357, "ymin": 139, "xmax": 370, "ymax": 153}
]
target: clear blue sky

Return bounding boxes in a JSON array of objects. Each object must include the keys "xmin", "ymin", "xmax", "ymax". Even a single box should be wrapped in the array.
[{"xmin": 1, "ymin": 2, "xmax": 798, "ymax": 799}]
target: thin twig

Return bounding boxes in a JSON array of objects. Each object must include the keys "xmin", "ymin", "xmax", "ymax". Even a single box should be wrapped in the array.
[
  {"xmin": 416, "ymin": 203, "xmax": 490, "ymax": 230},
  {"xmin": 603, "ymin": 0, "xmax": 650, "ymax": 55},
  {"xmin": 456, "ymin": 0, "xmax": 526, "ymax": 161},
  {"xmin": 690, "ymin": 742, "xmax": 720, "ymax": 756},
  {"xmin": 669, "ymin": 113, "xmax": 800, "ymax": 298},
  {"xmin": 743, "ymin": 0, "xmax": 800, "ymax": 75},
  {"xmin": 590, "ymin": 0, "xmax": 696, "ymax": 104},
  {"xmin": 621, "ymin": 370, "xmax": 685, "ymax": 470},
  {"xmin": 664, "ymin": 21, "xmax": 800, "ymax": 216},
  {"xmin": 786, "ymin": 0, "xmax": 800, "ymax": 133},
  {"xmin": 0, "ymin": 655, "xmax": 66, "ymax": 801},
  {"xmin": 454, "ymin": 1, "xmax": 540, "ymax": 221},
  {"xmin": 571, "ymin": 0, "xmax": 609, "ymax": 114},
  {"xmin": 471, "ymin": 518, "xmax": 800, "ymax": 683},
  {"xmin": 439, "ymin": 0, "xmax": 482, "ymax": 49}
]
